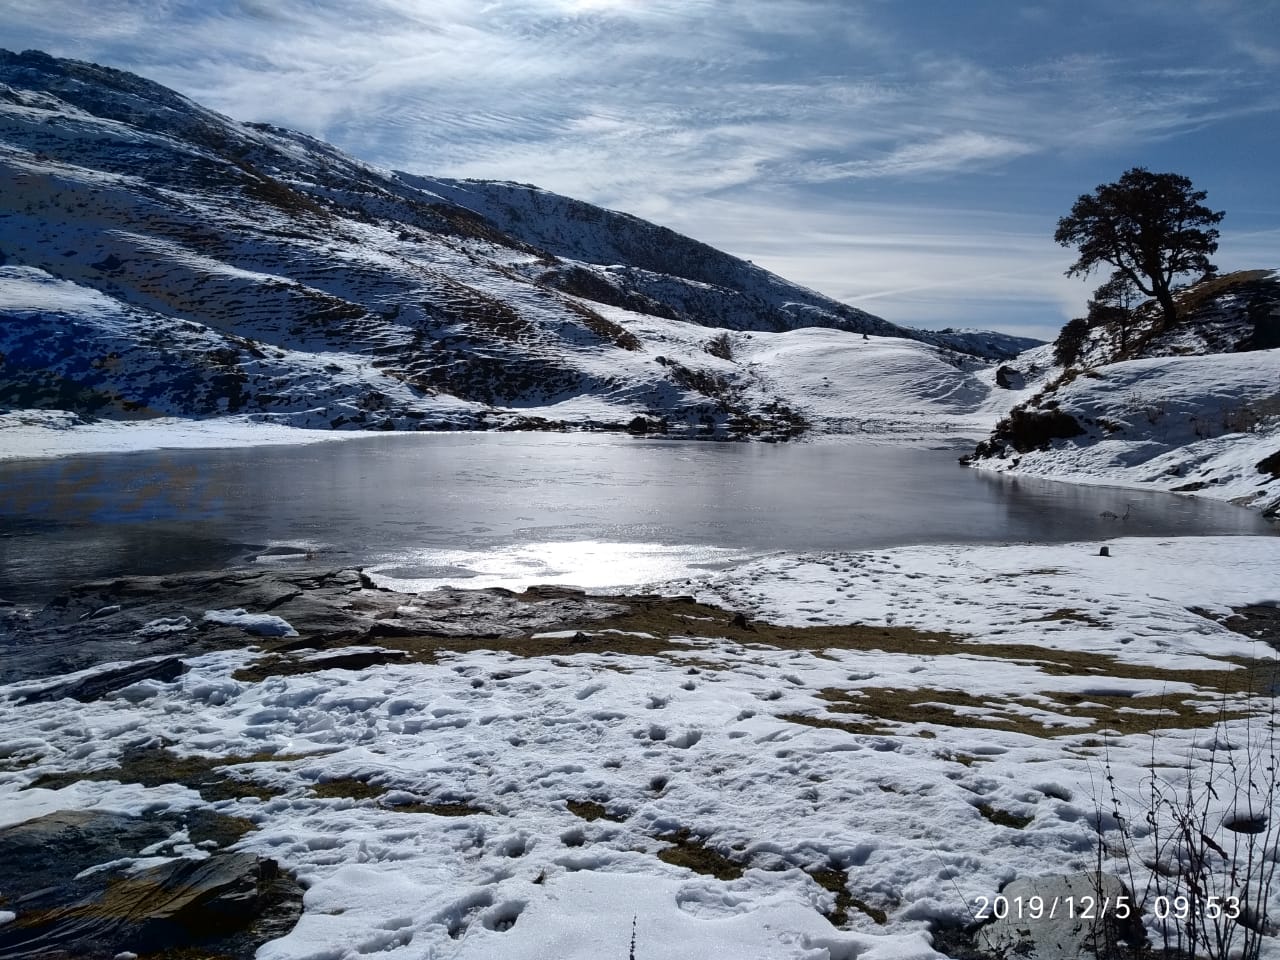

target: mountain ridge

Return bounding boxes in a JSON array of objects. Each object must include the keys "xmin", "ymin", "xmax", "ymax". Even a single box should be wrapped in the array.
[{"xmin": 0, "ymin": 49, "xmax": 1036, "ymax": 442}]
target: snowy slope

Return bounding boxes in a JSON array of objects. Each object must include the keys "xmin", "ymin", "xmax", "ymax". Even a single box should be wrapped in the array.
[
  {"xmin": 967, "ymin": 272, "xmax": 1280, "ymax": 515},
  {"xmin": 732, "ymin": 328, "xmax": 997, "ymax": 441},
  {"xmin": 399, "ymin": 175, "xmax": 1038, "ymax": 361},
  {"xmin": 0, "ymin": 49, "xmax": 1035, "ymax": 447}
]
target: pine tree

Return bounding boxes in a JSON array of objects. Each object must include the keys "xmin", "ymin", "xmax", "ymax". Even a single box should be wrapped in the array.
[{"xmin": 1055, "ymin": 168, "xmax": 1223, "ymax": 329}]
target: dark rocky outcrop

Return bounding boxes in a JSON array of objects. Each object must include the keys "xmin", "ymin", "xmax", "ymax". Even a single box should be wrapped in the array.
[
  {"xmin": 12, "ymin": 655, "xmax": 186, "ymax": 704},
  {"xmin": 994, "ymin": 364, "xmax": 1024, "ymax": 389},
  {"xmin": 0, "ymin": 810, "xmax": 302, "ymax": 959},
  {"xmin": 968, "ymin": 407, "xmax": 1085, "ymax": 458},
  {"xmin": 0, "ymin": 566, "xmax": 627, "ymax": 686}
]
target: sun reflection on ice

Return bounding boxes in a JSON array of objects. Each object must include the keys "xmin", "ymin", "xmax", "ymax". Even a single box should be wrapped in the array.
[{"xmin": 367, "ymin": 540, "xmax": 748, "ymax": 593}]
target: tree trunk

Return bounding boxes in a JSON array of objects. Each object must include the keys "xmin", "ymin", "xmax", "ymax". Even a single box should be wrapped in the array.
[{"xmin": 1154, "ymin": 286, "xmax": 1178, "ymax": 330}]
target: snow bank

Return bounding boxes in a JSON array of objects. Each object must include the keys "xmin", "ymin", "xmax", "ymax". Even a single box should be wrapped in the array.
[
  {"xmin": 0, "ymin": 408, "xmax": 368, "ymax": 461},
  {"xmin": 969, "ymin": 348, "xmax": 1280, "ymax": 513}
]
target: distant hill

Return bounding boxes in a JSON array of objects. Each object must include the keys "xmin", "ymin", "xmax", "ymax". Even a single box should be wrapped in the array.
[
  {"xmin": 0, "ymin": 49, "xmax": 1037, "ymax": 442},
  {"xmin": 964, "ymin": 270, "xmax": 1280, "ymax": 515}
]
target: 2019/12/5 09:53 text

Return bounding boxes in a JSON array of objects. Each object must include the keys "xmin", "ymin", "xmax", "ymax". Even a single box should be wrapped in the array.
[{"xmin": 971, "ymin": 894, "xmax": 1242, "ymax": 922}]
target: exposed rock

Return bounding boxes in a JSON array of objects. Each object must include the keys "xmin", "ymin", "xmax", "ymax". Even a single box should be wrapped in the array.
[
  {"xmin": 0, "ymin": 567, "xmax": 627, "ymax": 685},
  {"xmin": 11, "ymin": 655, "xmax": 186, "ymax": 704},
  {"xmin": 0, "ymin": 810, "xmax": 301, "ymax": 959},
  {"xmin": 1195, "ymin": 602, "xmax": 1280, "ymax": 653},
  {"xmin": 1257, "ymin": 449, "xmax": 1280, "ymax": 479},
  {"xmin": 971, "ymin": 407, "xmax": 1085, "ymax": 458},
  {"xmin": 995, "ymin": 364, "xmax": 1024, "ymax": 389}
]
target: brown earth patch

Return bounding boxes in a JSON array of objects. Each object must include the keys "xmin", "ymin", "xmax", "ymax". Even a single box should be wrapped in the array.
[{"xmin": 655, "ymin": 829, "xmax": 744, "ymax": 882}]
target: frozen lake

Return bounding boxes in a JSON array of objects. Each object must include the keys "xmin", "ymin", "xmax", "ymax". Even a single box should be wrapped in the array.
[{"xmin": 0, "ymin": 432, "xmax": 1273, "ymax": 602}]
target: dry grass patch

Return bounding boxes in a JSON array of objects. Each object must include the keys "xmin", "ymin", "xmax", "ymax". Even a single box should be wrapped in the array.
[
  {"xmin": 234, "ymin": 648, "xmax": 408, "ymax": 683},
  {"xmin": 1025, "ymin": 608, "xmax": 1106, "ymax": 627},
  {"xmin": 988, "ymin": 568, "xmax": 1066, "ymax": 579},
  {"xmin": 226, "ymin": 593, "xmax": 1278, "ymax": 745},
  {"xmin": 25, "ymin": 747, "xmax": 312, "ymax": 802},
  {"xmin": 808, "ymin": 867, "xmax": 889, "ymax": 927},
  {"xmin": 558, "ymin": 597, "xmax": 961, "ymax": 656},
  {"xmin": 309, "ymin": 777, "xmax": 386, "ymax": 800},
  {"xmin": 567, "ymin": 800, "xmax": 627, "ymax": 823},
  {"xmin": 801, "ymin": 675, "xmax": 1266, "ymax": 739},
  {"xmin": 382, "ymin": 799, "xmax": 489, "ymax": 816},
  {"xmin": 655, "ymin": 829, "xmax": 744, "ymax": 882},
  {"xmin": 233, "ymin": 595, "xmax": 962, "ymax": 680},
  {"xmin": 778, "ymin": 712, "xmax": 892, "ymax": 737},
  {"xmin": 1030, "ymin": 690, "xmax": 1253, "ymax": 737},
  {"xmin": 1174, "ymin": 269, "xmax": 1274, "ymax": 316},
  {"xmin": 820, "ymin": 687, "xmax": 1039, "ymax": 735},
  {"xmin": 977, "ymin": 803, "xmax": 1034, "ymax": 829}
]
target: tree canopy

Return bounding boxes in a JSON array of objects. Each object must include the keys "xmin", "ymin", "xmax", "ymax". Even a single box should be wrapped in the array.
[{"xmin": 1054, "ymin": 167, "xmax": 1223, "ymax": 328}]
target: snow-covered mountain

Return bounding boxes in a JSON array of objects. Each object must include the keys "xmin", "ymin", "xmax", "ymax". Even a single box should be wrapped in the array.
[
  {"xmin": 0, "ymin": 49, "xmax": 1037, "ymax": 442},
  {"xmin": 965, "ymin": 270, "xmax": 1280, "ymax": 515}
]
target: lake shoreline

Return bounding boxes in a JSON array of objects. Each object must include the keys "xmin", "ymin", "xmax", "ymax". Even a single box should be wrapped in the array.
[
  {"xmin": 7, "ymin": 410, "xmax": 1278, "ymax": 531},
  {"xmin": 0, "ymin": 408, "xmax": 989, "ymax": 463}
]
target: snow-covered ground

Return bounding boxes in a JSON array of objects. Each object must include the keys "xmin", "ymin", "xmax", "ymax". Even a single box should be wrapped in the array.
[
  {"xmin": 0, "ymin": 408, "xmax": 369, "ymax": 460},
  {"xmin": 968, "ymin": 348, "xmax": 1280, "ymax": 515},
  {"xmin": 0, "ymin": 319, "xmax": 1034, "ymax": 461},
  {"xmin": 4, "ymin": 536, "xmax": 1279, "ymax": 959}
]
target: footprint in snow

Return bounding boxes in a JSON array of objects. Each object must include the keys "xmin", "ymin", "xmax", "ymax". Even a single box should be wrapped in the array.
[
  {"xmin": 481, "ymin": 900, "xmax": 526, "ymax": 932},
  {"xmin": 496, "ymin": 832, "xmax": 530, "ymax": 858},
  {"xmin": 356, "ymin": 926, "xmax": 414, "ymax": 953},
  {"xmin": 433, "ymin": 889, "xmax": 494, "ymax": 940},
  {"xmin": 669, "ymin": 729, "xmax": 702, "ymax": 749}
]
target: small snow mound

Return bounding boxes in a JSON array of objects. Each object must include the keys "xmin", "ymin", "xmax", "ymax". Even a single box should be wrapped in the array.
[
  {"xmin": 202, "ymin": 608, "xmax": 298, "ymax": 637},
  {"xmin": 135, "ymin": 616, "xmax": 192, "ymax": 637}
]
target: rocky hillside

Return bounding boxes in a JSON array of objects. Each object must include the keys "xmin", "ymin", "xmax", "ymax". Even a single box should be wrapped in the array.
[
  {"xmin": 0, "ymin": 49, "xmax": 1036, "ymax": 441},
  {"xmin": 965, "ymin": 270, "xmax": 1280, "ymax": 515}
]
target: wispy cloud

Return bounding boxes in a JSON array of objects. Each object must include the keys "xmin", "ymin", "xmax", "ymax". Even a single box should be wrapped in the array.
[
  {"xmin": 792, "ymin": 131, "xmax": 1036, "ymax": 182},
  {"xmin": 662, "ymin": 191, "xmax": 1083, "ymax": 338}
]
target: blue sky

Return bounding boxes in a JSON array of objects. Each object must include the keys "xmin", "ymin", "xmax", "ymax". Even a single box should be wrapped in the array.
[{"xmin": 3, "ymin": 0, "xmax": 1278, "ymax": 339}]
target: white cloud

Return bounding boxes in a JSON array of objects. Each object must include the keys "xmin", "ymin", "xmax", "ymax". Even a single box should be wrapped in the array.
[{"xmin": 1, "ymin": 0, "xmax": 1275, "ymax": 337}]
